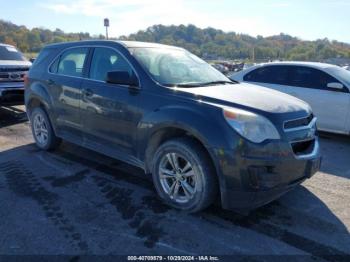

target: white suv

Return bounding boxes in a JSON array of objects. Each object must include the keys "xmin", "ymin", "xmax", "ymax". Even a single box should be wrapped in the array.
[{"xmin": 231, "ymin": 62, "xmax": 350, "ymax": 135}]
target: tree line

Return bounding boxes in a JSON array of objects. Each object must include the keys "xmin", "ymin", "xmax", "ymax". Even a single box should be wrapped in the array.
[
  {"xmin": 0, "ymin": 20, "xmax": 104, "ymax": 53},
  {"xmin": 122, "ymin": 24, "xmax": 350, "ymax": 61},
  {"xmin": 1, "ymin": 20, "xmax": 350, "ymax": 61}
]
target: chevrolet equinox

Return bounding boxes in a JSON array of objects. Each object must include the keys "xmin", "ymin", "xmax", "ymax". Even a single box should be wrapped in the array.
[{"xmin": 25, "ymin": 41, "xmax": 321, "ymax": 213}]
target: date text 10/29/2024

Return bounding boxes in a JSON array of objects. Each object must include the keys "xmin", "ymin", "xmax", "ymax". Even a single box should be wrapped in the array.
[{"xmin": 127, "ymin": 256, "xmax": 220, "ymax": 261}]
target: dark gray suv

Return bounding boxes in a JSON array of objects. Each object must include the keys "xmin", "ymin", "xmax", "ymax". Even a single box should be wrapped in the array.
[{"xmin": 25, "ymin": 41, "xmax": 321, "ymax": 213}]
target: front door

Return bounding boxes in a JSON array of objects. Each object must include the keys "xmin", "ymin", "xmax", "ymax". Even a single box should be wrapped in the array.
[
  {"xmin": 80, "ymin": 47, "xmax": 141, "ymax": 161},
  {"xmin": 281, "ymin": 66, "xmax": 349, "ymax": 133},
  {"xmin": 245, "ymin": 65, "xmax": 350, "ymax": 133}
]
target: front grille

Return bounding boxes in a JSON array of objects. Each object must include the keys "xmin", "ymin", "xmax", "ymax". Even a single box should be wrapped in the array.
[
  {"xmin": 0, "ymin": 67, "xmax": 29, "ymax": 72},
  {"xmin": 0, "ymin": 71, "xmax": 27, "ymax": 82},
  {"xmin": 291, "ymin": 139, "xmax": 315, "ymax": 156},
  {"xmin": 284, "ymin": 114, "xmax": 314, "ymax": 130},
  {"xmin": 0, "ymin": 72, "xmax": 9, "ymax": 80}
]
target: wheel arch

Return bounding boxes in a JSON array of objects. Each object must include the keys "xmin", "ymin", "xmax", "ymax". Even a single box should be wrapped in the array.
[
  {"xmin": 25, "ymin": 82, "xmax": 58, "ymax": 135},
  {"xmin": 143, "ymin": 124, "xmax": 225, "ymax": 206},
  {"xmin": 25, "ymin": 82, "xmax": 53, "ymax": 117},
  {"xmin": 144, "ymin": 125, "xmax": 209, "ymax": 173},
  {"xmin": 26, "ymin": 96, "xmax": 48, "ymax": 116}
]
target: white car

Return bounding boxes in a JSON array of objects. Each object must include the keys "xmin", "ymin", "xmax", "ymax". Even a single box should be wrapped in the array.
[{"xmin": 231, "ymin": 62, "xmax": 350, "ymax": 135}]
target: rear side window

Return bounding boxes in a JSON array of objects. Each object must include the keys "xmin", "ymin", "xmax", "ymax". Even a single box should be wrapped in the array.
[
  {"xmin": 53, "ymin": 47, "xmax": 89, "ymax": 77},
  {"xmin": 89, "ymin": 47, "xmax": 133, "ymax": 81},
  {"xmin": 244, "ymin": 66, "xmax": 288, "ymax": 85},
  {"xmin": 287, "ymin": 66, "xmax": 341, "ymax": 90}
]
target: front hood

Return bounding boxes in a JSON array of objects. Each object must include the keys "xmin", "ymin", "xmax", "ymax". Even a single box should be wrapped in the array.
[
  {"xmin": 0, "ymin": 60, "xmax": 32, "ymax": 68},
  {"xmin": 178, "ymin": 83, "xmax": 311, "ymax": 114}
]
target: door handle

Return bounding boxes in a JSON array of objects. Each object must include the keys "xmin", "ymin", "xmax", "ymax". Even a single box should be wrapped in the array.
[{"xmin": 83, "ymin": 89, "xmax": 93, "ymax": 97}]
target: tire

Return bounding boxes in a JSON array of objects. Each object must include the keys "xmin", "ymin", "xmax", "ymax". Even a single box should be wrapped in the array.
[
  {"xmin": 30, "ymin": 107, "xmax": 61, "ymax": 151},
  {"xmin": 152, "ymin": 137, "xmax": 218, "ymax": 213}
]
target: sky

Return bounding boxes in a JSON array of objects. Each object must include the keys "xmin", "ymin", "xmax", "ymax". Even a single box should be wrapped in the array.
[{"xmin": 0, "ymin": 0, "xmax": 349, "ymax": 43}]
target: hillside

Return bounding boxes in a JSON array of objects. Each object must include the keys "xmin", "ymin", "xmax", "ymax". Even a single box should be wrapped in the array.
[
  {"xmin": 1, "ymin": 20, "xmax": 350, "ymax": 61},
  {"xmin": 122, "ymin": 25, "xmax": 350, "ymax": 61},
  {"xmin": 0, "ymin": 20, "xmax": 103, "ymax": 53}
]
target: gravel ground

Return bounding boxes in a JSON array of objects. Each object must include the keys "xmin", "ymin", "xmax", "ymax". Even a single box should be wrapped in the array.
[{"xmin": 0, "ymin": 106, "xmax": 349, "ymax": 261}]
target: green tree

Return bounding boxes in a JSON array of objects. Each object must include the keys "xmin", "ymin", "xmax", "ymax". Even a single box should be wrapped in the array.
[{"xmin": 1, "ymin": 20, "xmax": 350, "ymax": 61}]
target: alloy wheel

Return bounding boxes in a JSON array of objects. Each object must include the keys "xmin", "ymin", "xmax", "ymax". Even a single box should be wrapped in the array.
[
  {"xmin": 159, "ymin": 153, "xmax": 197, "ymax": 203},
  {"xmin": 33, "ymin": 113, "xmax": 49, "ymax": 146}
]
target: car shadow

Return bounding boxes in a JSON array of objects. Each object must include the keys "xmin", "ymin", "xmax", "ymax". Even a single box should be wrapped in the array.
[
  {"xmin": 0, "ymin": 106, "xmax": 28, "ymax": 128},
  {"xmin": 319, "ymin": 132, "xmax": 350, "ymax": 179},
  {"xmin": 0, "ymin": 142, "xmax": 349, "ymax": 259},
  {"xmin": 205, "ymin": 185, "xmax": 350, "ymax": 260}
]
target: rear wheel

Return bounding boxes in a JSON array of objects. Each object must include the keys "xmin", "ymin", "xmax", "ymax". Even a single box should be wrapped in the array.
[
  {"xmin": 152, "ymin": 138, "xmax": 218, "ymax": 213},
  {"xmin": 30, "ymin": 107, "xmax": 61, "ymax": 150}
]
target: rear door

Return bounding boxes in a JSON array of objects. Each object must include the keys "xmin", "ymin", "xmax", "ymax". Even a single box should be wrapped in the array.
[{"xmin": 47, "ymin": 47, "xmax": 90, "ymax": 139}]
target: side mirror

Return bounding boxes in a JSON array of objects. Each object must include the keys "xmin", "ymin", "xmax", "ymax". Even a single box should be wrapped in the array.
[
  {"xmin": 106, "ymin": 71, "xmax": 139, "ymax": 87},
  {"xmin": 327, "ymin": 82, "xmax": 343, "ymax": 90},
  {"xmin": 29, "ymin": 58, "xmax": 36, "ymax": 63}
]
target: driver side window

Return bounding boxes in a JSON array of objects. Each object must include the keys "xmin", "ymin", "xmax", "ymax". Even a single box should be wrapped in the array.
[{"xmin": 89, "ymin": 47, "xmax": 133, "ymax": 82}]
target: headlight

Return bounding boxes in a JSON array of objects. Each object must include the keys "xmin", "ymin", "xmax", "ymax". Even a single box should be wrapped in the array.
[{"xmin": 223, "ymin": 107, "xmax": 280, "ymax": 143}]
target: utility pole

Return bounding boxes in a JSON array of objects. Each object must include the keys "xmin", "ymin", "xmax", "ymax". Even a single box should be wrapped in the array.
[
  {"xmin": 104, "ymin": 18, "xmax": 110, "ymax": 40},
  {"xmin": 252, "ymin": 46, "xmax": 255, "ymax": 62}
]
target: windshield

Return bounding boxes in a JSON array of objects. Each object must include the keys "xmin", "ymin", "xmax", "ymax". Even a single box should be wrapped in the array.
[
  {"xmin": 327, "ymin": 66, "xmax": 350, "ymax": 87},
  {"xmin": 0, "ymin": 45, "xmax": 27, "ymax": 61},
  {"xmin": 130, "ymin": 47, "xmax": 231, "ymax": 87}
]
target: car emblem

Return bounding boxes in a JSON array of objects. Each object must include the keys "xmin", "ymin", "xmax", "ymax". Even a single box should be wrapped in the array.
[{"xmin": 9, "ymin": 73, "xmax": 21, "ymax": 80}]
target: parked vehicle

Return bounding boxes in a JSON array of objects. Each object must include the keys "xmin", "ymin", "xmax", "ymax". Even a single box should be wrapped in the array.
[
  {"xmin": 242, "ymin": 63, "xmax": 257, "ymax": 70},
  {"xmin": 25, "ymin": 41, "xmax": 321, "ymax": 212},
  {"xmin": 212, "ymin": 63, "xmax": 229, "ymax": 74},
  {"xmin": 231, "ymin": 62, "xmax": 350, "ymax": 135},
  {"xmin": 0, "ymin": 44, "xmax": 31, "ymax": 106}
]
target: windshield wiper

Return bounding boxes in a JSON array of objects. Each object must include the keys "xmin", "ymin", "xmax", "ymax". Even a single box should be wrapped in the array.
[
  {"xmin": 163, "ymin": 83, "xmax": 204, "ymax": 88},
  {"xmin": 200, "ymin": 80, "xmax": 236, "ymax": 86},
  {"xmin": 164, "ymin": 80, "xmax": 236, "ymax": 88}
]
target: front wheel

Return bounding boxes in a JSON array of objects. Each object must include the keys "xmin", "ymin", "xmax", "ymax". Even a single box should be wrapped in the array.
[
  {"xmin": 30, "ymin": 107, "xmax": 61, "ymax": 151},
  {"xmin": 152, "ymin": 138, "xmax": 218, "ymax": 213}
]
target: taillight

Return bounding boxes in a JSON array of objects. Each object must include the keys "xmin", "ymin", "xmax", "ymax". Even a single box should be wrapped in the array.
[{"xmin": 24, "ymin": 73, "xmax": 29, "ymax": 86}]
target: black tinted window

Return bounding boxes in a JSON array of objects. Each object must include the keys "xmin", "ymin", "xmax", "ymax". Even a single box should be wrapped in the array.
[
  {"xmin": 287, "ymin": 66, "xmax": 341, "ymax": 89},
  {"xmin": 89, "ymin": 47, "xmax": 133, "ymax": 81},
  {"xmin": 56, "ymin": 48, "xmax": 88, "ymax": 77},
  {"xmin": 0, "ymin": 45, "xmax": 26, "ymax": 61},
  {"xmin": 244, "ymin": 66, "xmax": 288, "ymax": 85}
]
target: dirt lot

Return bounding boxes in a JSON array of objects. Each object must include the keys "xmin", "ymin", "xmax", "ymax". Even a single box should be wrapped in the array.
[{"xmin": 0, "ymin": 106, "xmax": 349, "ymax": 261}]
